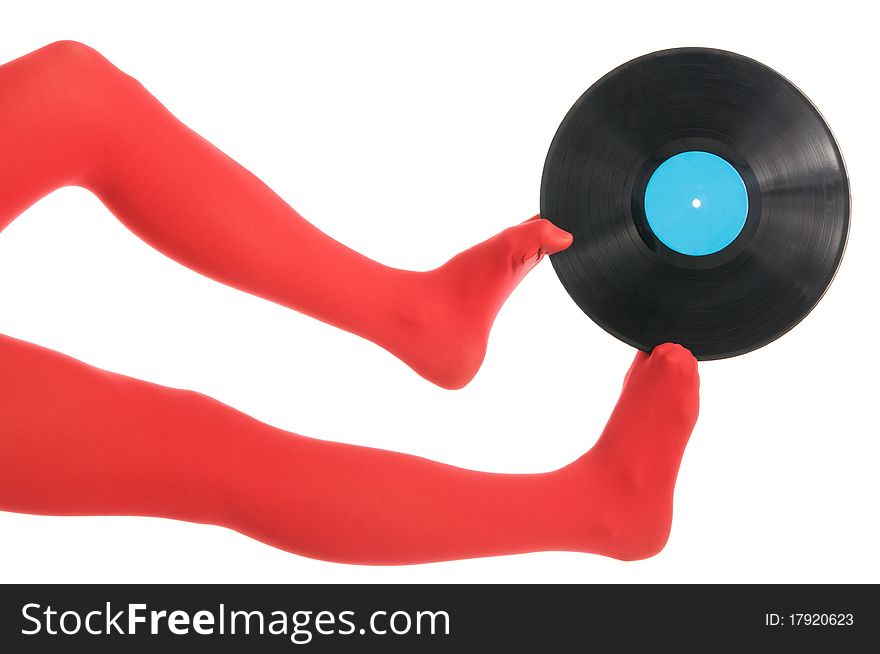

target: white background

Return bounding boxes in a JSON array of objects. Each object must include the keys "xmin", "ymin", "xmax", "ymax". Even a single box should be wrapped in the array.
[{"xmin": 0, "ymin": 0, "xmax": 877, "ymax": 584}]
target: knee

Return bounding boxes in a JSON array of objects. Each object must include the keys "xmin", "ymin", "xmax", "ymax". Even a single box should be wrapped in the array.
[
  {"xmin": 33, "ymin": 40, "xmax": 118, "ymax": 86},
  {"xmin": 40, "ymin": 40, "xmax": 107, "ymax": 67},
  {"xmin": 23, "ymin": 41, "xmax": 135, "ymax": 131}
]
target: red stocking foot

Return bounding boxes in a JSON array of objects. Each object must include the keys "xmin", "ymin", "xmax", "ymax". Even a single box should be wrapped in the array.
[
  {"xmin": 399, "ymin": 217, "xmax": 572, "ymax": 389},
  {"xmin": 558, "ymin": 344, "xmax": 700, "ymax": 560}
]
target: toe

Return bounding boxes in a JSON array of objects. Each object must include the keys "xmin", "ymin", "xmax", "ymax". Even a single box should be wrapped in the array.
[
  {"xmin": 651, "ymin": 342, "xmax": 695, "ymax": 365},
  {"xmin": 650, "ymin": 343, "xmax": 699, "ymax": 383},
  {"xmin": 533, "ymin": 218, "xmax": 574, "ymax": 255},
  {"xmin": 510, "ymin": 218, "xmax": 572, "ymax": 260}
]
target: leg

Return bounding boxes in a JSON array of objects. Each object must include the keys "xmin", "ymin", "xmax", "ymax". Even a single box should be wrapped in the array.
[
  {"xmin": 0, "ymin": 42, "xmax": 572, "ymax": 389},
  {"xmin": 0, "ymin": 334, "xmax": 698, "ymax": 564}
]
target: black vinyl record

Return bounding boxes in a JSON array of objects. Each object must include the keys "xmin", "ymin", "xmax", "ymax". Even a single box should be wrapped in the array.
[{"xmin": 540, "ymin": 48, "xmax": 849, "ymax": 359}]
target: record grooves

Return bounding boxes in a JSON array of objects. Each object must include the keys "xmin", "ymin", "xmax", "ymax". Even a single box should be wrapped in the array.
[{"xmin": 541, "ymin": 48, "xmax": 849, "ymax": 359}]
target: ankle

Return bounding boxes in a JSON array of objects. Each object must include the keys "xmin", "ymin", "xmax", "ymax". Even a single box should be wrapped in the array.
[{"xmin": 559, "ymin": 457, "xmax": 675, "ymax": 560}]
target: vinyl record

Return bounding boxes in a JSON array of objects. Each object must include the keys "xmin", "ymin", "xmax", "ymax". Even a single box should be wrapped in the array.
[{"xmin": 540, "ymin": 48, "xmax": 849, "ymax": 359}]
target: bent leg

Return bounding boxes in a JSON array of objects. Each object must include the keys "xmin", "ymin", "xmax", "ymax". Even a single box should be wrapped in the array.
[
  {"xmin": 0, "ymin": 42, "xmax": 571, "ymax": 388},
  {"xmin": 0, "ymin": 334, "xmax": 698, "ymax": 564}
]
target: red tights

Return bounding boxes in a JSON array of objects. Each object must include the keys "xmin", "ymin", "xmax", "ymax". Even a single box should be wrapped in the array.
[{"xmin": 0, "ymin": 42, "xmax": 699, "ymax": 564}]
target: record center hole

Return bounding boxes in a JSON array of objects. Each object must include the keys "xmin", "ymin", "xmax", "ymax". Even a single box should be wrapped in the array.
[{"xmin": 691, "ymin": 198, "xmax": 702, "ymax": 209}]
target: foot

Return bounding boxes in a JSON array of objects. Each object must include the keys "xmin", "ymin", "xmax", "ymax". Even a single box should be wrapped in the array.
[
  {"xmin": 560, "ymin": 344, "xmax": 700, "ymax": 560},
  {"xmin": 398, "ymin": 216, "xmax": 573, "ymax": 389}
]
